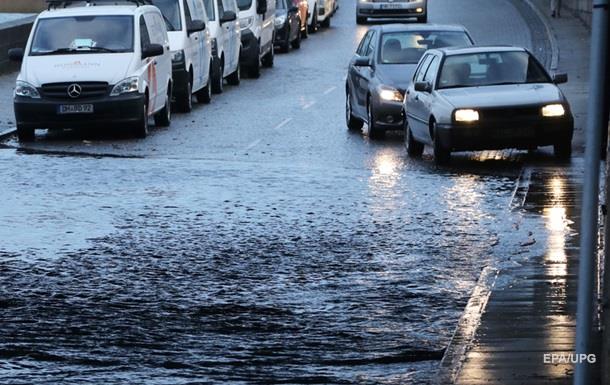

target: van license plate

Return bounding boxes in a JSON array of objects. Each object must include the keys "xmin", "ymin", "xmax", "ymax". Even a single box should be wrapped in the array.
[
  {"xmin": 380, "ymin": 3, "xmax": 406, "ymax": 9},
  {"xmin": 58, "ymin": 104, "xmax": 94, "ymax": 114}
]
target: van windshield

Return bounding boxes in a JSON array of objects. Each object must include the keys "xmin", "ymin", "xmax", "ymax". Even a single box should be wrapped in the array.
[
  {"xmin": 30, "ymin": 16, "xmax": 134, "ymax": 56},
  {"xmin": 203, "ymin": 0, "xmax": 216, "ymax": 21},
  {"xmin": 149, "ymin": 0, "xmax": 183, "ymax": 31},
  {"xmin": 237, "ymin": 0, "xmax": 253, "ymax": 11}
]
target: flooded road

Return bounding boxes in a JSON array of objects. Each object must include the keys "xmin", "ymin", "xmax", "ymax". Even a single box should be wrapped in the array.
[{"xmin": 0, "ymin": 0, "xmax": 551, "ymax": 383}]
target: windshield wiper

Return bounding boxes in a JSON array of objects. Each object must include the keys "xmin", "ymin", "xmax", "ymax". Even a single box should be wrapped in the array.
[{"xmin": 35, "ymin": 46, "xmax": 119, "ymax": 55}]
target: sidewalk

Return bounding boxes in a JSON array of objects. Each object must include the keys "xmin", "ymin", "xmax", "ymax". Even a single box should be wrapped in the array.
[{"xmin": 437, "ymin": 1, "xmax": 595, "ymax": 384}]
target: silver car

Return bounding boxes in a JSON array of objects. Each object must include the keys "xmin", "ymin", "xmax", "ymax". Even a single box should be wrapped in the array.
[{"xmin": 356, "ymin": 0, "xmax": 427, "ymax": 24}]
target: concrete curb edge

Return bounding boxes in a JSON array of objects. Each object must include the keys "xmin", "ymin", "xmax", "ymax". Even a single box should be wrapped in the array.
[{"xmin": 523, "ymin": 0, "xmax": 560, "ymax": 72}]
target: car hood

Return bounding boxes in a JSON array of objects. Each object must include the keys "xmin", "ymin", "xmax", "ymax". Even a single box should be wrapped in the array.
[
  {"xmin": 376, "ymin": 63, "xmax": 418, "ymax": 92},
  {"xmin": 24, "ymin": 53, "xmax": 135, "ymax": 87},
  {"xmin": 437, "ymin": 83, "xmax": 565, "ymax": 109}
]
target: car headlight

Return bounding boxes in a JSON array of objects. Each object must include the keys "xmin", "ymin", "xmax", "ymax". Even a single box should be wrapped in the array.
[
  {"xmin": 171, "ymin": 50, "xmax": 185, "ymax": 63},
  {"xmin": 454, "ymin": 109, "xmax": 480, "ymax": 122},
  {"xmin": 240, "ymin": 16, "xmax": 254, "ymax": 30},
  {"xmin": 14, "ymin": 81, "xmax": 40, "ymax": 99},
  {"xmin": 542, "ymin": 104, "xmax": 565, "ymax": 117},
  {"xmin": 110, "ymin": 77, "xmax": 140, "ymax": 96},
  {"xmin": 378, "ymin": 86, "xmax": 403, "ymax": 102},
  {"xmin": 275, "ymin": 14, "xmax": 287, "ymax": 27}
]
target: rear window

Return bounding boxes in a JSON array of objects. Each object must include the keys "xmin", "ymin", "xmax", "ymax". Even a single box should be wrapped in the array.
[{"xmin": 379, "ymin": 31, "xmax": 473, "ymax": 65}]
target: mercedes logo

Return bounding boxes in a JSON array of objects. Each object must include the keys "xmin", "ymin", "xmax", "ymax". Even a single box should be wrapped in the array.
[{"xmin": 67, "ymin": 84, "xmax": 82, "ymax": 99}]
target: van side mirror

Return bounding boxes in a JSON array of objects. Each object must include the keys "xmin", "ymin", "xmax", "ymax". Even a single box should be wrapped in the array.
[
  {"xmin": 257, "ymin": 0, "xmax": 268, "ymax": 14},
  {"xmin": 8, "ymin": 48, "xmax": 24, "ymax": 62},
  {"xmin": 220, "ymin": 11, "xmax": 237, "ymax": 23},
  {"xmin": 414, "ymin": 81, "xmax": 432, "ymax": 92},
  {"xmin": 553, "ymin": 73, "xmax": 568, "ymax": 84},
  {"xmin": 187, "ymin": 19, "xmax": 206, "ymax": 34},
  {"xmin": 142, "ymin": 43, "xmax": 164, "ymax": 59},
  {"xmin": 354, "ymin": 56, "xmax": 371, "ymax": 67}
]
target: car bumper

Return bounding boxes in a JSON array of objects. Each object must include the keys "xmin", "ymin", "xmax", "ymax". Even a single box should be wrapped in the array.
[
  {"xmin": 14, "ymin": 93, "xmax": 146, "ymax": 129},
  {"xmin": 274, "ymin": 23, "xmax": 290, "ymax": 45},
  {"xmin": 357, "ymin": 2, "xmax": 426, "ymax": 18},
  {"xmin": 435, "ymin": 117, "xmax": 574, "ymax": 151},
  {"xmin": 172, "ymin": 60, "xmax": 189, "ymax": 96},
  {"xmin": 240, "ymin": 29, "xmax": 259, "ymax": 65},
  {"xmin": 372, "ymin": 97, "xmax": 405, "ymax": 130}
]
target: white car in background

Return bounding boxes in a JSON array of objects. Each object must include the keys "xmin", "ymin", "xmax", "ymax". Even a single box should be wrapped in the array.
[
  {"xmin": 316, "ymin": 0, "xmax": 335, "ymax": 28},
  {"xmin": 238, "ymin": 0, "xmax": 275, "ymax": 78},
  {"xmin": 357, "ymin": 0, "xmax": 427, "ymax": 24},
  {"xmin": 151, "ymin": 0, "xmax": 213, "ymax": 112},
  {"xmin": 203, "ymin": 0, "xmax": 242, "ymax": 92},
  {"xmin": 9, "ymin": 1, "xmax": 173, "ymax": 140}
]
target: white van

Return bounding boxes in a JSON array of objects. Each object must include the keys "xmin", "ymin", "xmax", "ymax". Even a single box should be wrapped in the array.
[
  {"xmin": 317, "ymin": 0, "xmax": 335, "ymax": 28},
  {"xmin": 237, "ymin": 0, "xmax": 275, "ymax": 78},
  {"xmin": 9, "ymin": 1, "xmax": 173, "ymax": 141},
  {"xmin": 203, "ymin": 0, "xmax": 242, "ymax": 93},
  {"xmin": 150, "ymin": 0, "xmax": 213, "ymax": 112}
]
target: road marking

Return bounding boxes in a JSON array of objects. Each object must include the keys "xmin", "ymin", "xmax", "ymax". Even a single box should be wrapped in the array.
[
  {"xmin": 303, "ymin": 101, "xmax": 317, "ymax": 110},
  {"xmin": 244, "ymin": 138, "xmax": 262, "ymax": 152},
  {"xmin": 273, "ymin": 118, "xmax": 293, "ymax": 131},
  {"xmin": 323, "ymin": 86, "xmax": 337, "ymax": 95}
]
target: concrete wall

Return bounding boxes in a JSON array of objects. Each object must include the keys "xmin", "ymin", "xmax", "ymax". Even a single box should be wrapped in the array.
[
  {"xmin": 0, "ymin": 0, "xmax": 45, "ymax": 13},
  {"xmin": 561, "ymin": 0, "xmax": 592, "ymax": 27},
  {"xmin": 0, "ymin": 17, "xmax": 36, "ymax": 73}
]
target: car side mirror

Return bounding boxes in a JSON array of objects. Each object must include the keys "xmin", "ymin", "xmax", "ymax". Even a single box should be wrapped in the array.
[
  {"xmin": 8, "ymin": 48, "xmax": 24, "ymax": 62},
  {"xmin": 142, "ymin": 43, "xmax": 164, "ymax": 59},
  {"xmin": 220, "ymin": 11, "xmax": 237, "ymax": 23},
  {"xmin": 257, "ymin": 0, "xmax": 268, "ymax": 14},
  {"xmin": 553, "ymin": 73, "xmax": 568, "ymax": 84},
  {"xmin": 414, "ymin": 81, "xmax": 432, "ymax": 92},
  {"xmin": 354, "ymin": 56, "xmax": 371, "ymax": 67},
  {"xmin": 187, "ymin": 19, "xmax": 206, "ymax": 34},
  {"xmin": 289, "ymin": 6, "xmax": 299, "ymax": 12}
]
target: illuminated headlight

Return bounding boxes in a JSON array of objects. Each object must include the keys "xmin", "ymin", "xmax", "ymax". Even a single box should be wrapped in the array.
[
  {"xmin": 542, "ymin": 104, "xmax": 565, "ymax": 117},
  {"xmin": 14, "ymin": 81, "xmax": 40, "ymax": 99},
  {"xmin": 240, "ymin": 16, "xmax": 254, "ymax": 30},
  {"xmin": 110, "ymin": 77, "xmax": 140, "ymax": 96},
  {"xmin": 415, "ymin": 7, "xmax": 424, "ymax": 13},
  {"xmin": 359, "ymin": 0, "xmax": 370, "ymax": 3},
  {"xmin": 454, "ymin": 109, "xmax": 480, "ymax": 122},
  {"xmin": 171, "ymin": 50, "xmax": 185, "ymax": 63},
  {"xmin": 378, "ymin": 86, "xmax": 403, "ymax": 102},
  {"xmin": 275, "ymin": 14, "xmax": 287, "ymax": 27}
]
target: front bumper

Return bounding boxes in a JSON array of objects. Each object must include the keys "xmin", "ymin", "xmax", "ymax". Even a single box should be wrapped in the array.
[
  {"xmin": 372, "ymin": 95, "xmax": 405, "ymax": 130},
  {"xmin": 357, "ymin": 2, "xmax": 426, "ymax": 18},
  {"xmin": 435, "ymin": 117, "xmax": 574, "ymax": 151},
  {"xmin": 240, "ymin": 29, "xmax": 259, "ymax": 65},
  {"xmin": 274, "ymin": 22, "xmax": 290, "ymax": 45},
  {"xmin": 14, "ymin": 93, "xmax": 146, "ymax": 129},
  {"xmin": 172, "ymin": 59, "xmax": 189, "ymax": 96}
]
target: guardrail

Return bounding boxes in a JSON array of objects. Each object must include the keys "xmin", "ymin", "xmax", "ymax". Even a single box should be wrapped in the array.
[{"xmin": 0, "ymin": 16, "xmax": 36, "ymax": 74}]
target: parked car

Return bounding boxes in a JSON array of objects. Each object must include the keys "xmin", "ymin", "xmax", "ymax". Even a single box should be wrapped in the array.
[
  {"xmin": 202, "ymin": 0, "xmax": 242, "ymax": 93},
  {"xmin": 306, "ymin": 0, "xmax": 318, "ymax": 33},
  {"xmin": 317, "ymin": 0, "xmax": 335, "ymax": 28},
  {"xmin": 274, "ymin": 0, "xmax": 302, "ymax": 52},
  {"xmin": 357, "ymin": 0, "xmax": 427, "ymax": 24},
  {"xmin": 238, "ymin": 0, "xmax": 275, "ymax": 78},
  {"xmin": 346, "ymin": 24, "xmax": 474, "ymax": 138},
  {"xmin": 404, "ymin": 46, "xmax": 574, "ymax": 164},
  {"xmin": 150, "ymin": 0, "xmax": 212, "ymax": 112},
  {"xmin": 9, "ymin": 1, "xmax": 173, "ymax": 141}
]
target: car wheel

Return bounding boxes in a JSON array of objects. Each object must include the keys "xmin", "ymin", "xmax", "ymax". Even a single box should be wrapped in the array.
[
  {"xmin": 226, "ymin": 57, "xmax": 241, "ymax": 86},
  {"xmin": 176, "ymin": 75, "xmax": 193, "ymax": 113},
  {"xmin": 196, "ymin": 67, "xmax": 213, "ymax": 104},
  {"xmin": 346, "ymin": 91, "xmax": 363, "ymax": 130},
  {"xmin": 356, "ymin": 16, "xmax": 366, "ymax": 24},
  {"xmin": 17, "ymin": 125, "xmax": 35, "ymax": 142},
  {"xmin": 432, "ymin": 122, "xmax": 450, "ymax": 164},
  {"xmin": 212, "ymin": 58, "xmax": 224, "ymax": 94},
  {"xmin": 309, "ymin": 7, "xmax": 318, "ymax": 33},
  {"xmin": 154, "ymin": 88, "xmax": 172, "ymax": 127},
  {"xmin": 321, "ymin": 15, "xmax": 330, "ymax": 28},
  {"xmin": 554, "ymin": 139, "xmax": 572, "ymax": 160},
  {"xmin": 262, "ymin": 43, "xmax": 274, "ymax": 68},
  {"xmin": 292, "ymin": 24, "xmax": 302, "ymax": 49},
  {"xmin": 367, "ymin": 99, "xmax": 384, "ymax": 139},
  {"xmin": 134, "ymin": 100, "xmax": 149, "ymax": 139},
  {"xmin": 404, "ymin": 121, "xmax": 424, "ymax": 157}
]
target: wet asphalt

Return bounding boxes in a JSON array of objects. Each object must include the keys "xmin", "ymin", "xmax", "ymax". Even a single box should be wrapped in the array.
[{"xmin": 0, "ymin": 0, "xmax": 558, "ymax": 384}]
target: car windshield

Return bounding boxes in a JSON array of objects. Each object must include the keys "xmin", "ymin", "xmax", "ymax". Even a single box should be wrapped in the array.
[
  {"xmin": 437, "ymin": 51, "xmax": 551, "ymax": 89},
  {"xmin": 203, "ymin": 0, "xmax": 216, "ymax": 21},
  {"xmin": 379, "ymin": 31, "xmax": 472, "ymax": 65},
  {"xmin": 149, "ymin": 0, "xmax": 183, "ymax": 31},
  {"xmin": 237, "ymin": 0, "xmax": 253, "ymax": 11},
  {"xmin": 30, "ymin": 16, "xmax": 134, "ymax": 56}
]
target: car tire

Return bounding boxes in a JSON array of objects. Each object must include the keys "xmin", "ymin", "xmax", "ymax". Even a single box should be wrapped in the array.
[
  {"xmin": 154, "ymin": 88, "xmax": 172, "ymax": 127},
  {"xmin": 262, "ymin": 43, "xmax": 274, "ymax": 68},
  {"xmin": 432, "ymin": 122, "xmax": 450, "ymax": 164},
  {"xmin": 346, "ymin": 91, "xmax": 363, "ymax": 130},
  {"xmin": 17, "ymin": 125, "xmax": 35, "ymax": 142},
  {"xmin": 404, "ymin": 121, "xmax": 424, "ymax": 157},
  {"xmin": 227, "ymin": 58, "xmax": 241, "ymax": 86},
  {"xmin": 321, "ymin": 15, "xmax": 330, "ymax": 28},
  {"xmin": 367, "ymin": 99, "xmax": 384, "ymax": 139},
  {"xmin": 356, "ymin": 16, "xmax": 366, "ymax": 24},
  {"xmin": 292, "ymin": 25, "xmax": 302, "ymax": 49},
  {"xmin": 134, "ymin": 100, "xmax": 149, "ymax": 139},
  {"xmin": 211, "ymin": 58, "xmax": 224, "ymax": 94},
  {"xmin": 309, "ymin": 7, "xmax": 318, "ymax": 33},
  {"xmin": 301, "ymin": 19, "xmax": 309, "ymax": 39},
  {"xmin": 176, "ymin": 75, "xmax": 193, "ymax": 113},
  {"xmin": 554, "ymin": 139, "xmax": 572, "ymax": 160},
  {"xmin": 196, "ymin": 67, "xmax": 213, "ymax": 104}
]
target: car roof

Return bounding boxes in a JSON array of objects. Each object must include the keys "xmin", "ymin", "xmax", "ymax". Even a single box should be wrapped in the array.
[
  {"xmin": 38, "ymin": 4, "xmax": 157, "ymax": 18},
  {"xmin": 372, "ymin": 23, "xmax": 469, "ymax": 33},
  {"xmin": 435, "ymin": 45, "xmax": 528, "ymax": 56}
]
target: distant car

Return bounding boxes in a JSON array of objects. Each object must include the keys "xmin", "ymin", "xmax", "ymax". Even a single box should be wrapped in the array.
[
  {"xmin": 403, "ymin": 46, "xmax": 574, "ymax": 164},
  {"xmin": 357, "ymin": 0, "xmax": 427, "ymax": 24},
  {"xmin": 317, "ymin": 0, "xmax": 335, "ymax": 28},
  {"xmin": 345, "ymin": 24, "xmax": 474, "ymax": 138},
  {"xmin": 274, "ymin": 0, "xmax": 302, "ymax": 51}
]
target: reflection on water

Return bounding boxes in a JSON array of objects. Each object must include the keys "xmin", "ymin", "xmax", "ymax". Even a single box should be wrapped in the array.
[{"xmin": 543, "ymin": 177, "xmax": 570, "ymax": 281}]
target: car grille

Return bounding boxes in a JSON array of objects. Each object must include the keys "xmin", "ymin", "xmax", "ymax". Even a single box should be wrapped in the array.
[
  {"xmin": 479, "ymin": 107, "xmax": 542, "ymax": 121},
  {"xmin": 41, "ymin": 82, "xmax": 110, "ymax": 100}
]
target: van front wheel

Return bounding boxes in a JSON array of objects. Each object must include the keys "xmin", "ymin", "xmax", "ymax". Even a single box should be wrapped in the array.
[
  {"xmin": 17, "ymin": 125, "xmax": 35, "ymax": 142},
  {"xmin": 176, "ymin": 76, "xmax": 193, "ymax": 113},
  {"xmin": 134, "ymin": 101, "xmax": 149, "ymax": 139},
  {"xmin": 262, "ymin": 44, "xmax": 274, "ymax": 68}
]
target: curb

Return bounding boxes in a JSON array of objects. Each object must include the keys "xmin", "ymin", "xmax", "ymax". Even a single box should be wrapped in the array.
[
  {"xmin": 0, "ymin": 128, "xmax": 16, "ymax": 141},
  {"xmin": 522, "ymin": 0, "xmax": 560, "ymax": 72}
]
